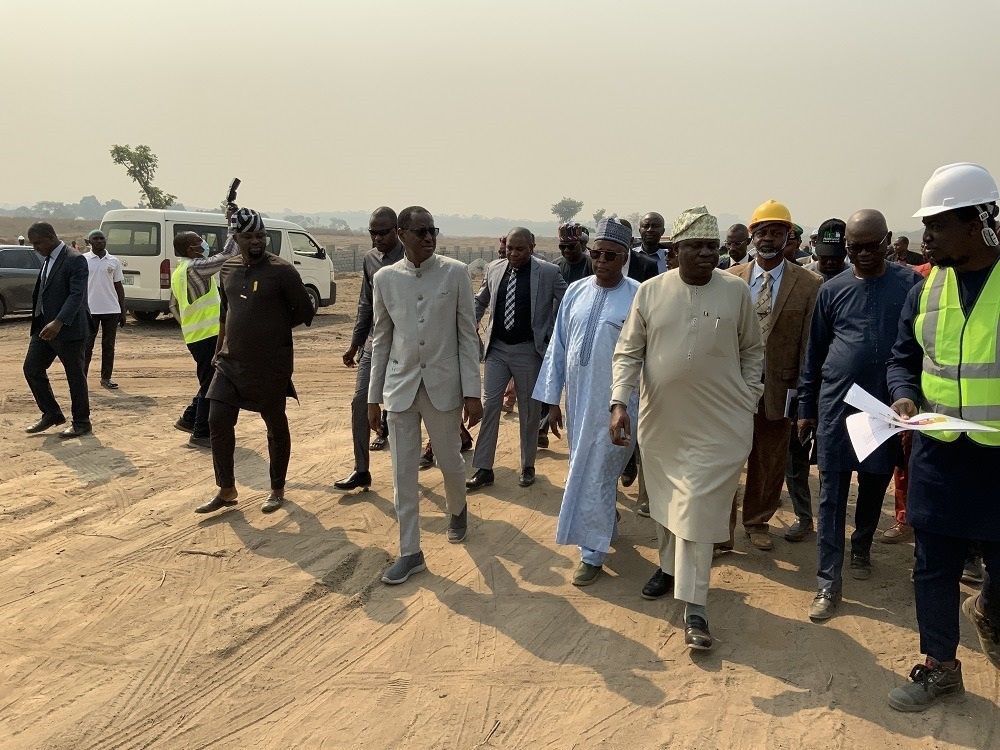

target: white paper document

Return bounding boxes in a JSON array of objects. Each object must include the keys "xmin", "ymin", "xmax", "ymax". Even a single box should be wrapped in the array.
[{"xmin": 843, "ymin": 384, "xmax": 998, "ymax": 462}]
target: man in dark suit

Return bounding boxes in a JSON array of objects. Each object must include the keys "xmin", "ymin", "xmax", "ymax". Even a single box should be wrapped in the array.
[
  {"xmin": 23, "ymin": 222, "xmax": 92, "ymax": 438},
  {"xmin": 626, "ymin": 247, "xmax": 659, "ymax": 282},
  {"xmin": 722, "ymin": 201, "xmax": 822, "ymax": 552},
  {"xmin": 467, "ymin": 227, "xmax": 567, "ymax": 489}
]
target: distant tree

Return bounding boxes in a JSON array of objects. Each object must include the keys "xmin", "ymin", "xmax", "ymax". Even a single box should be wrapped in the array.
[
  {"xmin": 285, "ymin": 214, "xmax": 315, "ymax": 228},
  {"xmin": 327, "ymin": 218, "xmax": 350, "ymax": 230},
  {"xmin": 592, "ymin": 208, "xmax": 606, "ymax": 226},
  {"xmin": 32, "ymin": 201, "xmax": 76, "ymax": 219},
  {"xmin": 102, "ymin": 198, "xmax": 127, "ymax": 212},
  {"xmin": 551, "ymin": 197, "xmax": 584, "ymax": 223},
  {"xmin": 626, "ymin": 211, "xmax": 643, "ymax": 229},
  {"xmin": 109, "ymin": 144, "xmax": 177, "ymax": 208},
  {"xmin": 77, "ymin": 195, "xmax": 104, "ymax": 219}
]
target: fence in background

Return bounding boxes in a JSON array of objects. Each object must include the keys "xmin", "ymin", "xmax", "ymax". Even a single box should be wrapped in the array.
[{"xmin": 327, "ymin": 244, "xmax": 559, "ymax": 273}]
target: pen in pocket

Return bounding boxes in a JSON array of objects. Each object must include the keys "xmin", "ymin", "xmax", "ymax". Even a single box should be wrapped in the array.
[{"xmin": 715, "ymin": 317, "xmax": 720, "ymax": 329}]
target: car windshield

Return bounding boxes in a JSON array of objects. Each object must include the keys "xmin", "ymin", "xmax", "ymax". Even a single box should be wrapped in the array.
[{"xmin": 102, "ymin": 221, "xmax": 160, "ymax": 256}]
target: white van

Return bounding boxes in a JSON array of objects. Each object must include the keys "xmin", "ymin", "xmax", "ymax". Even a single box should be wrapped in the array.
[{"xmin": 100, "ymin": 209, "xmax": 336, "ymax": 321}]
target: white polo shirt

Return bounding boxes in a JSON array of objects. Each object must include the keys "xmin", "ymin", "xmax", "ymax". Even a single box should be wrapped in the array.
[{"xmin": 84, "ymin": 251, "xmax": 124, "ymax": 314}]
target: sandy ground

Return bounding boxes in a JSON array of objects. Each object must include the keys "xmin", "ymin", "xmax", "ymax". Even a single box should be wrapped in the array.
[{"xmin": 0, "ymin": 273, "xmax": 997, "ymax": 750}]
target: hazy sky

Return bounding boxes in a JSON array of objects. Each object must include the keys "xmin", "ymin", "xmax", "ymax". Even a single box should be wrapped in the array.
[{"xmin": 5, "ymin": 0, "xmax": 999, "ymax": 231}]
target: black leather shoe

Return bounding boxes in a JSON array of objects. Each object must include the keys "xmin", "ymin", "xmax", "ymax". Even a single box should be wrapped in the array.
[
  {"xmin": 195, "ymin": 495, "xmax": 238, "ymax": 513},
  {"xmin": 59, "ymin": 423, "xmax": 92, "ymax": 439},
  {"xmin": 641, "ymin": 568, "xmax": 674, "ymax": 600},
  {"xmin": 466, "ymin": 468, "xmax": 494, "ymax": 490},
  {"xmin": 537, "ymin": 432, "xmax": 549, "ymax": 449},
  {"xmin": 26, "ymin": 415, "xmax": 66, "ymax": 434},
  {"xmin": 460, "ymin": 426, "xmax": 474, "ymax": 452},
  {"xmin": 685, "ymin": 615, "xmax": 714, "ymax": 650},
  {"xmin": 621, "ymin": 452, "xmax": 638, "ymax": 487},
  {"xmin": 518, "ymin": 467, "xmax": 535, "ymax": 487},
  {"xmin": 333, "ymin": 471, "xmax": 372, "ymax": 491}
]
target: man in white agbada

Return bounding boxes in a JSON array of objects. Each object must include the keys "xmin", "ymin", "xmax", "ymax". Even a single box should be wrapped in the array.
[
  {"xmin": 610, "ymin": 206, "xmax": 764, "ymax": 650},
  {"xmin": 534, "ymin": 217, "xmax": 640, "ymax": 587}
]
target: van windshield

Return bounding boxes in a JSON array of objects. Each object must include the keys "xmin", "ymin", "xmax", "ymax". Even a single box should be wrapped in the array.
[{"xmin": 102, "ymin": 221, "xmax": 161, "ymax": 256}]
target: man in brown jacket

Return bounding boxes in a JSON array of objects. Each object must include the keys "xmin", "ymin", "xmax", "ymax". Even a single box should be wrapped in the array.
[{"xmin": 720, "ymin": 200, "xmax": 822, "ymax": 552}]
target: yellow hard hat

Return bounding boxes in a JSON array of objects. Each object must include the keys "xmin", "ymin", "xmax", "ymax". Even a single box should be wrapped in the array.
[{"xmin": 748, "ymin": 199, "xmax": 793, "ymax": 232}]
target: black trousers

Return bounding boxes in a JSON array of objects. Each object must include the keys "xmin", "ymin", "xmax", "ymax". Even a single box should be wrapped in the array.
[
  {"xmin": 23, "ymin": 333, "xmax": 90, "ymax": 426},
  {"xmin": 209, "ymin": 399, "xmax": 290, "ymax": 491},
  {"xmin": 84, "ymin": 313, "xmax": 120, "ymax": 381},
  {"xmin": 180, "ymin": 337, "xmax": 218, "ymax": 439},
  {"xmin": 913, "ymin": 529, "xmax": 1000, "ymax": 662}
]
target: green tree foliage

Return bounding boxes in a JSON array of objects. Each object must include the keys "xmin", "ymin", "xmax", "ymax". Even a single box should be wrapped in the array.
[
  {"xmin": 592, "ymin": 208, "xmax": 606, "ymax": 226},
  {"xmin": 551, "ymin": 197, "xmax": 584, "ymax": 223},
  {"xmin": 109, "ymin": 144, "xmax": 177, "ymax": 209}
]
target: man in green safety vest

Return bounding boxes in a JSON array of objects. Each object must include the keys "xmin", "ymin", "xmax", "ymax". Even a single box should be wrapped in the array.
[
  {"xmin": 886, "ymin": 162, "xmax": 1000, "ymax": 712},
  {"xmin": 169, "ymin": 230, "xmax": 239, "ymax": 448}
]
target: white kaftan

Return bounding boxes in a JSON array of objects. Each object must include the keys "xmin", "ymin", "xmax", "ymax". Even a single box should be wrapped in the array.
[
  {"xmin": 611, "ymin": 270, "xmax": 764, "ymax": 544},
  {"xmin": 533, "ymin": 277, "xmax": 641, "ymax": 554}
]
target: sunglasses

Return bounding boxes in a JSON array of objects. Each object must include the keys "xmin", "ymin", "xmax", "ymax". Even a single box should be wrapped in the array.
[
  {"xmin": 558, "ymin": 243, "xmax": 579, "ymax": 251},
  {"xmin": 368, "ymin": 227, "xmax": 396, "ymax": 237},
  {"xmin": 846, "ymin": 232, "xmax": 889, "ymax": 255},
  {"xmin": 589, "ymin": 248, "xmax": 623, "ymax": 261},
  {"xmin": 408, "ymin": 227, "xmax": 440, "ymax": 239}
]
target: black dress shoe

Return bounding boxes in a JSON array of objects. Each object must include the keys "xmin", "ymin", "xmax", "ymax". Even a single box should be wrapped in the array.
[
  {"xmin": 466, "ymin": 468, "xmax": 494, "ymax": 490},
  {"xmin": 460, "ymin": 427, "xmax": 474, "ymax": 452},
  {"xmin": 621, "ymin": 452, "xmax": 638, "ymax": 487},
  {"xmin": 685, "ymin": 615, "xmax": 714, "ymax": 650},
  {"xmin": 518, "ymin": 467, "xmax": 535, "ymax": 487},
  {"xmin": 448, "ymin": 505, "xmax": 468, "ymax": 543},
  {"xmin": 26, "ymin": 415, "xmax": 66, "ymax": 434},
  {"xmin": 333, "ymin": 471, "xmax": 372, "ymax": 491},
  {"xmin": 195, "ymin": 495, "xmax": 239, "ymax": 513},
  {"xmin": 59, "ymin": 423, "xmax": 92, "ymax": 439},
  {"xmin": 641, "ymin": 568, "xmax": 674, "ymax": 600}
]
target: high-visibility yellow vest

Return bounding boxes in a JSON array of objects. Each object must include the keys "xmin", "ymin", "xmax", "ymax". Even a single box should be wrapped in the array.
[
  {"xmin": 170, "ymin": 260, "xmax": 221, "ymax": 345},
  {"xmin": 914, "ymin": 262, "xmax": 1000, "ymax": 445}
]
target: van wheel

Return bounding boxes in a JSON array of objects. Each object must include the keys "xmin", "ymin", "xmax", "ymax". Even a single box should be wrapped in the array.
[
  {"xmin": 305, "ymin": 286, "xmax": 320, "ymax": 314},
  {"xmin": 132, "ymin": 310, "xmax": 159, "ymax": 322}
]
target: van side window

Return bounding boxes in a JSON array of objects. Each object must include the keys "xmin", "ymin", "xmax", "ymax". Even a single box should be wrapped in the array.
[
  {"xmin": 174, "ymin": 224, "xmax": 228, "ymax": 257},
  {"xmin": 289, "ymin": 232, "xmax": 321, "ymax": 257},
  {"xmin": 267, "ymin": 230, "xmax": 282, "ymax": 255},
  {"xmin": 103, "ymin": 222, "xmax": 161, "ymax": 256}
]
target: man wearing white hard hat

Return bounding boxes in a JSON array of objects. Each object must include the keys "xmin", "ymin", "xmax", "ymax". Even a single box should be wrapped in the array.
[
  {"xmin": 18, "ymin": 235, "xmax": 26, "ymax": 246},
  {"xmin": 885, "ymin": 162, "xmax": 1000, "ymax": 711}
]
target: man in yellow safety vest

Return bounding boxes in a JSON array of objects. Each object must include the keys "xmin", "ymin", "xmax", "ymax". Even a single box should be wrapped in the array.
[
  {"xmin": 169, "ymin": 230, "xmax": 239, "ymax": 448},
  {"xmin": 886, "ymin": 162, "xmax": 1000, "ymax": 711}
]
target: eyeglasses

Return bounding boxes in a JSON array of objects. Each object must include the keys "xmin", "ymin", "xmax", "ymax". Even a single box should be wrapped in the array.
[
  {"xmin": 589, "ymin": 248, "xmax": 623, "ymax": 261},
  {"xmin": 725, "ymin": 239, "xmax": 749, "ymax": 248},
  {"xmin": 368, "ymin": 227, "xmax": 396, "ymax": 237},
  {"xmin": 558, "ymin": 243, "xmax": 579, "ymax": 251},
  {"xmin": 408, "ymin": 227, "xmax": 440, "ymax": 239},
  {"xmin": 846, "ymin": 232, "xmax": 889, "ymax": 254}
]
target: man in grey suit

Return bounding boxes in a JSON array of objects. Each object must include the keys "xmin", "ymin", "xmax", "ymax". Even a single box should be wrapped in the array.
[
  {"xmin": 23, "ymin": 222, "xmax": 93, "ymax": 438},
  {"xmin": 467, "ymin": 227, "xmax": 567, "ymax": 490},
  {"xmin": 368, "ymin": 206, "xmax": 483, "ymax": 584}
]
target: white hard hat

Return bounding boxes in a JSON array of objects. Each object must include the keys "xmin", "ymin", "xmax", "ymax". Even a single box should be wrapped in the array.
[
  {"xmin": 18, "ymin": 235, "xmax": 24, "ymax": 240},
  {"xmin": 913, "ymin": 162, "xmax": 999, "ymax": 218}
]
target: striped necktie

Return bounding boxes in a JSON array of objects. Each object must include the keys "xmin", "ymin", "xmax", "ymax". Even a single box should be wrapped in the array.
[
  {"xmin": 756, "ymin": 270, "xmax": 772, "ymax": 341},
  {"xmin": 503, "ymin": 266, "xmax": 517, "ymax": 330}
]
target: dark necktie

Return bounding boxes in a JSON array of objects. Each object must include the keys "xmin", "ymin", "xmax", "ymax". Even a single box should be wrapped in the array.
[{"xmin": 503, "ymin": 267, "xmax": 517, "ymax": 330}]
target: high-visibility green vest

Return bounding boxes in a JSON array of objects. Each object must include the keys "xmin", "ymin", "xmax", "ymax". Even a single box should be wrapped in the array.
[
  {"xmin": 170, "ymin": 260, "xmax": 221, "ymax": 345},
  {"xmin": 914, "ymin": 262, "xmax": 1000, "ymax": 445}
]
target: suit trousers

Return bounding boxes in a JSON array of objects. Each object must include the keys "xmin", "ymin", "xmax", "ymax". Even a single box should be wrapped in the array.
[
  {"xmin": 785, "ymin": 429, "xmax": 813, "ymax": 524},
  {"xmin": 23, "ymin": 332, "xmax": 90, "ymax": 426},
  {"xmin": 472, "ymin": 340, "xmax": 542, "ymax": 472},
  {"xmin": 209, "ymin": 399, "xmax": 291, "ymax": 491},
  {"xmin": 913, "ymin": 529, "xmax": 1000, "ymax": 662},
  {"xmin": 816, "ymin": 470, "xmax": 891, "ymax": 593},
  {"xmin": 728, "ymin": 406, "xmax": 791, "ymax": 541},
  {"xmin": 182, "ymin": 337, "xmax": 217, "ymax": 439},
  {"xmin": 387, "ymin": 383, "xmax": 467, "ymax": 556},
  {"xmin": 350, "ymin": 347, "xmax": 374, "ymax": 473},
  {"xmin": 84, "ymin": 313, "xmax": 120, "ymax": 381},
  {"xmin": 657, "ymin": 523, "xmax": 713, "ymax": 607}
]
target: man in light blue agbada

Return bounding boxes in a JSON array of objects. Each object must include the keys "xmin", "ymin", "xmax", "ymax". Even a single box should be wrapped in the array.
[{"xmin": 534, "ymin": 217, "xmax": 640, "ymax": 587}]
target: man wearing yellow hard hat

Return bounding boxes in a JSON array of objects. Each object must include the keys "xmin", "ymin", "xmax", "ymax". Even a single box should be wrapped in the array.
[
  {"xmin": 885, "ymin": 162, "xmax": 1000, "ymax": 711},
  {"xmin": 722, "ymin": 200, "xmax": 821, "ymax": 554}
]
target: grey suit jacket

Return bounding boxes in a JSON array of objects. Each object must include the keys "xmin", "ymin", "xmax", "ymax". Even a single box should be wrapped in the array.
[
  {"xmin": 368, "ymin": 253, "xmax": 482, "ymax": 413},
  {"xmin": 30, "ymin": 243, "xmax": 90, "ymax": 341},
  {"xmin": 475, "ymin": 256, "xmax": 567, "ymax": 359}
]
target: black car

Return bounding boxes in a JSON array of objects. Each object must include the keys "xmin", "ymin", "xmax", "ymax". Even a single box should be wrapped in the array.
[{"xmin": 0, "ymin": 245, "xmax": 43, "ymax": 319}]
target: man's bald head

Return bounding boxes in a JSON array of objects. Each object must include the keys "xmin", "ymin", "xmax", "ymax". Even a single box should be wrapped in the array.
[
  {"xmin": 370, "ymin": 206, "xmax": 397, "ymax": 224},
  {"xmin": 505, "ymin": 227, "xmax": 535, "ymax": 268},
  {"xmin": 506, "ymin": 226, "xmax": 534, "ymax": 244},
  {"xmin": 846, "ymin": 209, "xmax": 888, "ymax": 239}
]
